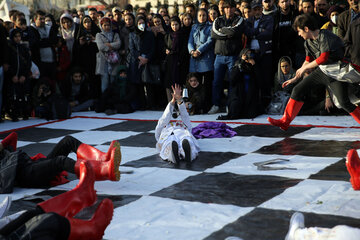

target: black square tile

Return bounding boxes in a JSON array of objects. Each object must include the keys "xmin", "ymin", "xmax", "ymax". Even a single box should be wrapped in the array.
[
  {"xmin": 233, "ymin": 124, "xmax": 312, "ymax": 138},
  {"xmin": 204, "ymin": 208, "xmax": 360, "ymax": 240},
  {"xmin": 106, "ymin": 132, "xmax": 156, "ymax": 148},
  {"xmin": 18, "ymin": 143, "xmax": 57, "ymax": 157},
  {"xmin": 0, "ymin": 128, "xmax": 81, "ymax": 142},
  {"xmin": 151, "ymin": 172, "xmax": 301, "ymax": 207},
  {"xmin": 123, "ymin": 151, "xmax": 244, "ymax": 171},
  {"xmin": 94, "ymin": 120, "xmax": 157, "ymax": 132},
  {"xmin": 310, "ymin": 158, "xmax": 350, "ymax": 181},
  {"xmin": 255, "ymin": 138, "xmax": 360, "ymax": 157}
]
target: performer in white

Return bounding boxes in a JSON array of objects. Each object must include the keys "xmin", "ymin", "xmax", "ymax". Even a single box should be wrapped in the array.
[{"xmin": 155, "ymin": 84, "xmax": 200, "ymax": 164}]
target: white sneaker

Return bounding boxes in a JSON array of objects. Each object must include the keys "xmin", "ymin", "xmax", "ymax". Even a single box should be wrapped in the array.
[
  {"xmin": 285, "ymin": 212, "xmax": 305, "ymax": 240},
  {"xmin": 0, "ymin": 196, "xmax": 12, "ymax": 219},
  {"xmin": 208, "ymin": 105, "xmax": 220, "ymax": 114}
]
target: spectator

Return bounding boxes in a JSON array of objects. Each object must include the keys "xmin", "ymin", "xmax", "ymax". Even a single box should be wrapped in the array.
[
  {"xmin": 344, "ymin": 0, "xmax": 360, "ymax": 72},
  {"xmin": 95, "ymin": 65, "xmax": 136, "ymax": 114},
  {"xmin": 263, "ymin": 0, "xmax": 278, "ymax": 16},
  {"xmin": 95, "ymin": 17, "xmax": 121, "ymax": 93},
  {"xmin": 5, "ymin": 29, "xmax": 32, "ymax": 121},
  {"xmin": 337, "ymin": 0, "xmax": 360, "ymax": 39},
  {"xmin": 104, "ymin": 11, "xmax": 113, "ymax": 19},
  {"xmin": 273, "ymin": 56, "xmax": 296, "ymax": 94},
  {"xmin": 29, "ymin": 10, "xmax": 58, "ymax": 89},
  {"xmin": 32, "ymin": 77, "xmax": 54, "ymax": 120},
  {"xmin": 128, "ymin": 15, "xmax": 156, "ymax": 109},
  {"xmin": 60, "ymin": 13, "xmax": 79, "ymax": 59},
  {"xmin": 124, "ymin": 13, "xmax": 136, "ymax": 32},
  {"xmin": 321, "ymin": 5, "xmax": 344, "ymax": 35},
  {"xmin": 59, "ymin": 67, "xmax": 95, "ymax": 112},
  {"xmin": 185, "ymin": 73, "xmax": 207, "ymax": 115},
  {"xmin": 158, "ymin": 6, "xmax": 168, "ymax": 17},
  {"xmin": 219, "ymin": 0, "xmax": 226, "ymax": 15},
  {"xmin": 3, "ymin": 21, "xmax": 14, "ymax": 36},
  {"xmin": 163, "ymin": 14, "xmax": 170, "ymax": 27},
  {"xmin": 209, "ymin": 0, "xmax": 245, "ymax": 114},
  {"xmin": 0, "ymin": 24, "xmax": 9, "ymax": 122},
  {"xmin": 272, "ymin": 0, "xmax": 298, "ymax": 70},
  {"xmin": 185, "ymin": 3, "xmax": 197, "ymax": 21},
  {"xmin": 55, "ymin": 36, "xmax": 71, "ymax": 84},
  {"xmin": 188, "ymin": 8, "xmax": 215, "ymax": 112},
  {"xmin": 136, "ymin": 7, "xmax": 148, "ymax": 17},
  {"xmin": 77, "ymin": 8, "xmax": 85, "ymax": 21},
  {"xmin": 8, "ymin": 9, "xmax": 18, "ymax": 24},
  {"xmin": 315, "ymin": 0, "xmax": 330, "ymax": 26},
  {"xmin": 164, "ymin": 16, "xmax": 189, "ymax": 102},
  {"xmin": 124, "ymin": 4, "xmax": 134, "ymax": 15},
  {"xmin": 243, "ymin": 6, "xmax": 253, "ymax": 19},
  {"xmin": 72, "ymin": 15, "xmax": 100, "ymax": 97},
  {"xmin": 239, "ymin": 0, "xmax": 251, "ymax": 15},
  {"xmin": 97, "ymin": 10, "xmax": 104, "ymax": 22},
  {"xmin": 200, "ymin": 0, "xmax": 210, "ymax": 10},
  {"xmin": 88, "ymin": 8, "xmax": 99, "ymax": 26},
  {"xmin": 208, "ymin": 5, "xmax": 220, "ymax": 23},
  {"xmin": 245, "ymin": 0, "xmax": 274, "ymax": 108}
]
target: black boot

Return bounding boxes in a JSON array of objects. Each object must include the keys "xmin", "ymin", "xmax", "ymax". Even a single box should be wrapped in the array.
[
  {"xmin": 182, "ymin": 139, "xmax": 192, "ymax": 163},
  {"xmin": 171, "ymin": 141, "xmax": 180, "ymax": 164}
]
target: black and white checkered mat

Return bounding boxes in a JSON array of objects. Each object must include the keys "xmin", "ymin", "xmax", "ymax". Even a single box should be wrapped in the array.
[{"xmin": 1, "ymin": 112, "xmax": 360, "ymax": 240}]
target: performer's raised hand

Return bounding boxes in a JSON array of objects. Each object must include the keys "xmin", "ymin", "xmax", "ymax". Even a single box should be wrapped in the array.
[{"xmin": 171, "ymin": 84, "xmax": 182, "ymax": 103}]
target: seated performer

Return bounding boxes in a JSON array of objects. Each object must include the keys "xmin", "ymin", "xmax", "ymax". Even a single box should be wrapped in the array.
[
  {"xmin": 0, "ymin": 161, "xmax": 114, "ymax": 240},
  {"xmin": 0, "ymin": 132, "xmax": 121, "ymax": 193},
  {"xmin": 155, "ymin": 84, "xmax": 200, "ymax": 164},
  {"xmin": 267, "ymin": 14, "xmax": 360, "ymax": 131}
]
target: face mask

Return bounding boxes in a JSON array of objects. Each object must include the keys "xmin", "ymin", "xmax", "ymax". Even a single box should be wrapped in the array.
[
  {"xmin": 331, "ymin": 15, "xmax": 337, "ymax": 24},
  {"xmin": 138, "ymin": 23, "xmax": 145, "ymax": 31},
  {"xmin": 73, "ymin": 17, "xmax": 80, "ymax": 24},
  {"xmin": 45, "ymin": 21, "xmax": 52, "ymax": 27}
]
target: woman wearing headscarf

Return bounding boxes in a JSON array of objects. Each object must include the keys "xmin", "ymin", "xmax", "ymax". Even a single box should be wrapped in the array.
[
  {"xmin": 128, "ymin": 15, "xmax": 156, "ymax": 109},
  {"xmin": 60, "ymin": 13, "xmax": 79, "ymax": 59},
  {"xmin": 164, "ymin": 16, "xmax": 189, "ymax": 102},
  {"xmin": 188, "ymin": 8, "xmax": 214, "ymax": 112},
  {"xmin": 95, "ymin": 17, "xmax": 121, "ymax": 94},
  {"xmin": 72, "ymin": 15, "xmax": 100, "ymax": 97}
]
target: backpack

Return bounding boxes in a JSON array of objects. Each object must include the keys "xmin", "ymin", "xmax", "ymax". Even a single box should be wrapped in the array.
[{"xmin": 266, "ymin": 91, "xmax": 290, "ymax": 115}]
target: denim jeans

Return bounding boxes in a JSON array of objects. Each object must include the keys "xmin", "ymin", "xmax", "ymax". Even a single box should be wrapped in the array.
[{"xmin": 212, "ymin": 55, "xmax": 237, "ymax": 106}]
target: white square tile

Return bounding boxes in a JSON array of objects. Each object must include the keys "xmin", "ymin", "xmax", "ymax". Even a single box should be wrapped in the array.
[
  {"xmin": 206, "ymin": 153, "xmax": 341, "ymax": 179},
  {"xmin": 293, "ymin": 128, "xmax": 360, "ymax": 141},
  {"xmin": 36, "ymin": 118, "xmax": 125, "ymax": 130},
  {"xmin": 104, "ymin": 196, "xmax": 253, "ymax": 240}
]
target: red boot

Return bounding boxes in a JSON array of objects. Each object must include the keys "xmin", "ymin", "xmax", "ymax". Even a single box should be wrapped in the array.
[
  {"xmin": 75, "ymin": 146, "xmax": 121, "ymax": 181},
  {"xmin": 1, "ymin": 132, "xmax": 18, "ymax": 151},
  {"xmin": 67, "ymin": 198, "xmax": 113, "ymax": 240},
  {"xmin": 346, "ymin": 149, "xmax": 360, "ymax": 190},
  {"xmin": 38, "ymin": 161, "xmax": 97, "ymax": 218},
  {"xmin": 77, "ymin": 141, "xmax": 120, "ymax": 162},
  {"xmin": 267, "ymin": 98, "xmax": 304, "ymax": 131},
  {"xmin": 350, "ymin": 106, "xmax": 360, "ymax": 125}
]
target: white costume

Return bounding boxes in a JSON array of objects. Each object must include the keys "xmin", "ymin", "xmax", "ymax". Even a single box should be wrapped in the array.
[{"xmin": 155, "ymin": 102, "xmax": 200, "ymax": 163}]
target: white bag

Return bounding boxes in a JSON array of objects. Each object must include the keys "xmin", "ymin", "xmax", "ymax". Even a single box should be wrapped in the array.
[
  {"xmin": 30, "ymin": 62, "xmax": 40, "ymax": 79},
  {"xmin": 319, "ymin": 61, "xmax": 360, "ymax": 84}
]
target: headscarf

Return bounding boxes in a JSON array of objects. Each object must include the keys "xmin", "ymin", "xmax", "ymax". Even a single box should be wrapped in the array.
[
  {"xmin": 125, "ymin": 13, "xmax": 136, "ymax": 32},
  {"xmin": 77, "ymin": 15, "xmax": 100, "ymax": 39},
  {"xmin": 135, "ymin": 15, "xmax": 147, "ymax": 35},
  {"xmin": 170, "ymin": 16, "xmax": 183, "ymax": 52},
  {"xmin": 60, "ymin": 13, "xmax": 76, "ymax": 54},
  {"xmin": 326, "ymin": 5, "xmax": 344, "ymax": 27},
  {"xmin": 99, "ymin": 17, "xmax": 113, "ymax": 40},
  {"xmin": 196, "ymin": 8, "xmax": 209, "ymax": 27},
  {"xmin": 276, "ymin": 56, "xmax": 296, "ymax": 88},
  {"xmin": 153, "ymin": 14, "xmax": 168, "ymax": 32},
  {"xmin": 9, "ymin": 28, "xmax": 22, "ymax": 46}
]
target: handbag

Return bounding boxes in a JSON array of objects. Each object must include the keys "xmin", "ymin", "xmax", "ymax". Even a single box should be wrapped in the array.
[
  {"xmin": 104, "ymin": 50, "xmax": 120, "ymax": 64},
  {"xmin": 141, "ymin": 64, "xmax": 161, "ymax": 85},
  {"xmin": 266, "ymin": 91, "xmax": 290, "ymax": 115}
]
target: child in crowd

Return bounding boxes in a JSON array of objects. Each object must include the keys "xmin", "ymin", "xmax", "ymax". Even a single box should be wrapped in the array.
[
  {"xmin": 155, "ymin": 84, "xmax": 200, "ymax": 164},
  {"xmin": 185, "ymin": 73, "xmax": 206, "ymax": 115}
]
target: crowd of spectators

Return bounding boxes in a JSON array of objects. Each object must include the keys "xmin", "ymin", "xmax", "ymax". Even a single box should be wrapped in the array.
[{"xmin": 0, "ymin": 0, "xmax": 359, "ymax": 122}]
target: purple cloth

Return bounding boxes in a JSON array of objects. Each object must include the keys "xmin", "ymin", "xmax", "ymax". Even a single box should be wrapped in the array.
[{"xmin": 192, "ymin": 122, "xmax": 237, "ymax": 139}]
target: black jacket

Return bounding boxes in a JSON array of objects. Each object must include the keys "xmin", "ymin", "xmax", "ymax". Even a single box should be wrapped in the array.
[
  {"xmin": 344, "ymin": 17, "xmax": 360, "ymax": 67},
  {"xmin": 59, "ymin": 74, "xmax": 94, "ymax": 104},
  {"xmin": 0, "ymin": 25, "xmax": 9, "ymax": 66},
  {"xmin": 337, "ymin": 9, "xmax": 351, "ymax": 39},
  {"xmin": 211, "ymin": 15, "xmax": 245, "ymax": 56},
  {"xmin": 29, "ymin": 25, "xmax": 58, "ymax": 65}
]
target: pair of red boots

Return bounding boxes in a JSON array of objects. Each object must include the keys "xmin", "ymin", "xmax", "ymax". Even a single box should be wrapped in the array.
[
  {"xmin": 40, "ymin": 161, "xmax": 113, "ymax": 240},
  {"xmin": 1, "ymin": 132, "xmax": 121, "ymax": 182}
]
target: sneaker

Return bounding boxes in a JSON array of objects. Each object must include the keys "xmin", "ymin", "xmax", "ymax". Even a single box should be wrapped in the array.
[
  {"xmin": 285, "ymin": 212, "xmax": 305, "ymax": 240},
  {"xmin": 208, "ymin": 105, "xmax": 219, "ymax": 114},
  {"xmin": 182, "ymin": 139, "xmax": 191, "ymax": 163},
  {"xmin": 171, "ymin": 141, "xmax": 180, "ymax": 164}
]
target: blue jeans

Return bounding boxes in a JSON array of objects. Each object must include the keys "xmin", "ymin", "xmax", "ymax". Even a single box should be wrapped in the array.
[{"xmin": 212, "ymin": 55, "xmax": 237, "ymax": 106}]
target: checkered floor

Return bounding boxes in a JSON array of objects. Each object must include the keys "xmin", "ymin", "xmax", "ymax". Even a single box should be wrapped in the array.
[{"xmin": 1, "ymin": 111, "xmax": 360, "ymax": 240}]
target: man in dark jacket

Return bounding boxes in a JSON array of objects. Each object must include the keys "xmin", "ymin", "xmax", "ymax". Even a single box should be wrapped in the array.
[
  {"xmin": 337, "ymin": 0, "xmax": 360, "ymax": 39},
  {"xmin": 344, "ymin": 1, "xmax": 360, "ymax": 72},
  {"xmin": 209, "ymin": 0, "xmax": 245, "ymax": 114},
  {"xmin": 245, "ymin": 0, "xmax": 274, "ymax": 107}
]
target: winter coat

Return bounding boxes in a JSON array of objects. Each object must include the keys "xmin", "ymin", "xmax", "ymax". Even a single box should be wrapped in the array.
[
  {"xmin": 188, "ymin": 22, "xmax": 215, "ymax": 73},
  {"xmin": 337, "ymin": 9, "xmax": 351, "ymax": 39},
  {"xmin": 344, "ymin": 17, "xmax": 360, "ymax": 68},
  {"xmin": 29, "ymin": 25, "xmax": 58, "ymax": 65},
  {"xmin": 211, "ymin": 15, "xmax": 245, "ymax": 56},
  {"xmin": 7, "ymin": 41, "xmax": 31, "ymax": 79},
  {"xmin": 95, "ymin": 31, "xmax": 121, "ymax": 76}
]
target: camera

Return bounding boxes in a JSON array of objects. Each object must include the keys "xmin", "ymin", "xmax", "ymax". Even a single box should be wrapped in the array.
[{"xmin": 85, "ymin": 35, "xmax": 92, "ymax": 42}]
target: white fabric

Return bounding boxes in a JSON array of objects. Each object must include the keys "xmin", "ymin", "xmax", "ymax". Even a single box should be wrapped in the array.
[
  {"xmin": 319, "ymin": 62, "xmax": 360, "ymax": 84},
  {"xmin": 293, "ymin": 225, "xmax": 360, "ymax": 240},
  {"xmin": 155, "ymin": 102, "xmax": 200, "ymax": 162}
]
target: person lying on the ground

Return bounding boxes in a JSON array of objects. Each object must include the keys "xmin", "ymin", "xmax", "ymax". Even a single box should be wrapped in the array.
[
  {"xmin": 285, "ymin": 212, "xmax": 360, "ymax": 240},
  {"xmin": 0, "ymin": 161, "xmax": 114, "ymax": 240},
  {"xmin": 155, "ymin": 84, "xmax": 200, "ymax": 164},
  {"xmin": 0, "ymin": 132, "xmax": 121, "ymax": 193}
]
